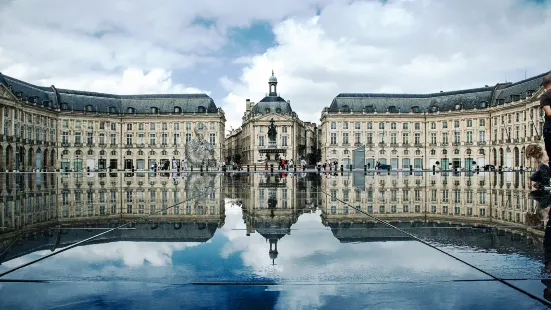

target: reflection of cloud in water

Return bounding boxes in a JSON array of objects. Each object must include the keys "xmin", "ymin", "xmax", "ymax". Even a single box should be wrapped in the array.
[
  {"xmin": 42, "ymin": 242, "xmax": 202, "ymax": 267},
  {"xmin": 220, "ymin": 206, "xmax": 479, "ymax": 282}
]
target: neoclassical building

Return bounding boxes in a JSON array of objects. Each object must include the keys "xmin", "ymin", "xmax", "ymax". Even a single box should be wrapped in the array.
[
  {"xmin": 225, "ymin": 72, "xmax": 309, "ymax": 166},
  {"xmin": 321, "ymin": 72, "xmax": 548, "ymax": 170},
  {"xmin": 0, "ymin": 73, "xmax": 225, "ymax": 172}
]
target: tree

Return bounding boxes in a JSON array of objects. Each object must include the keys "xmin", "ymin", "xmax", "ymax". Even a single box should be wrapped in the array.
[{"xmin": 307, "ymin": 147, "xmax": 321, "ymax": 165}]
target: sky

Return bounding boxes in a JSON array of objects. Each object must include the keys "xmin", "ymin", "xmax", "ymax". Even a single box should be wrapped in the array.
[{"xmin": 1, "ymin": 0, "xmax": 551, "ymax": 132}]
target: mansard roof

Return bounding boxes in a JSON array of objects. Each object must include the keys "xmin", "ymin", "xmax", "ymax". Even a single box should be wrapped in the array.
[
  {"xmin": 252, "ymin": 95, "xmax": 294, "ymax": 115},
  {"xmin": 328, "ymin": 71, "xmax": 549, "ymax": 114},
  {"xmin": 0, "ymin": 72, "xmax": 219, "ymax": 114}
]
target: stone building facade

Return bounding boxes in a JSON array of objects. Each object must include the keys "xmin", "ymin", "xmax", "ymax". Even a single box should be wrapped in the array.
[
  {"xmin": 225, "ymin": 72, "xmax": 308, "ymax": 166},
  {"xmin": 320, "ymin": 72, "xmax": 548, "ymax": 170},
  {"xmin": 0, "ymin": 73, "xmax": 225, "ymax": 172}
]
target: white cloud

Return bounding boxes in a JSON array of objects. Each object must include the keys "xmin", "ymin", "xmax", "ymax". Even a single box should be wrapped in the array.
[{"xmin": 222, "ymin": 0, "xmax": 551, "ymax": 129}]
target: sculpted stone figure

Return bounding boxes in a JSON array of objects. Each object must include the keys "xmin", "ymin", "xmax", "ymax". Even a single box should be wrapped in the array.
[
  {"xmin": 185, "ymin": 122, "xmax": 215, "ymax": 166},
  {"xmin": 267, "ymin": 119, "xmax": 277, "ymax": 142}
]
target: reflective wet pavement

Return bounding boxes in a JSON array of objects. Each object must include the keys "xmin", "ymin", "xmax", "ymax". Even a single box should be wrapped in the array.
[{"xmin": 0, "ymin": 171, "xmax": 550, "ymax": 309}]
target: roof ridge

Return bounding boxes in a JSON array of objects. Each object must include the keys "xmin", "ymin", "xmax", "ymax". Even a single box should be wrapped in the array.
[{"xmin": 337, "ymin": 87, "xmax": 493, "ymax": 99}]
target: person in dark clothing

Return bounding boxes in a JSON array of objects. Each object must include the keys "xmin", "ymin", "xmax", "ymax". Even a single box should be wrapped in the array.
[
  {"xmin": 527, "ymin": 144, "xmax": 551, "ymax": 190},
  {"xmin": 539, "ymin": 74, "xmax": 551, "ymax": 165}
]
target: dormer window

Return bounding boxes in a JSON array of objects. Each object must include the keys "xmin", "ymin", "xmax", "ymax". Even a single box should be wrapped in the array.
[
  {"xmin": 388, "ymin": 106, "xmax": 397, "ymax": 113},
  {"xmin": 174, "ymin": 106, "xmax": 181, "ymax": 113},
  {"xmin": 342, "ymin": 105, "xmax": 351, "ymax": 113},
  {"xmin": 276, "ymin": 108, "xmax": 281, "ymax": 113},
  {"xmin": 127, "ymin": 107, "xmax": 135, "ymax": 114},
  {"xmin": 61, "ymin": 103, "xmax": 69, "ymax": 110},
  {"xmin": 431, "ymin": 106, "xmax": 438, "ymax": 112},
  {"xmin": 365, "ymin": 105, "xmax": 375, "ymax": 113},
  {"xmin": 411, "ymin": 106, "xmax": 420, "ymax": 113},
  {"xmin": 527, "ymin": 90, "xmax": 535, "ymax": 97},
  {"xmin": 479, "ymin": 101, "xmax": 487, "ymax": 108},
  {"xmin": 42, "ymin": 100, "xmax": 50, "ymax": 108},
  {"xmin": 265, "ymin": 108, "xmax": 271, "ymax": 114},
  {"xmin": 197, "ymin": 106, "xmax": 206, "ymax": 113},
  {"xmin": 454, "ymin": 104, "xmax": 461, "ymax": 110},
  {"xmin": 109, "ymin": 106, "xmax": 117, "ymax": 114},
  {"xmin": 85, "ymin": 105, "xmax": 93, "ymax": 112},
  {"xmin": 150, "ymin": 107, "xmax": 159, "ymax": 114}
]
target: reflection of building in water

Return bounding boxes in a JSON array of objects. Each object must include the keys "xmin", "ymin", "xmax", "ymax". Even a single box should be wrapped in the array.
[
  {"xmin": 227, "ymin": 173, "xmax": 319, "ymax": 264},
  {"xmin": 321, "ymin": 172, "xmax": 534, "ymax": 227},
  {"xmin": 0, "ymin": 173, "xmax": 225, "ymax": 263}
]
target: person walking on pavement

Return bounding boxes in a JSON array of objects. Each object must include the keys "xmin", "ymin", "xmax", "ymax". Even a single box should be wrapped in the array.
[{"xmin": 540, "ymin": 74, "xmax": 551, "ymax": 164}]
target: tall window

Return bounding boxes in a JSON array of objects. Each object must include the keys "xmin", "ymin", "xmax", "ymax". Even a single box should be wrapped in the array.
[
  {"xmin": 479, "ymin": 131, "xmax": 485, "ymax": 142},
  {"xmin": 126, "ymin": 133, "xmax": 133, "ymax": 145},
  {"xmin": 330, "ymin": 133, "xmax": 337, "ymax": 145},
  {"xmin": 259, "ymin": 136, "xmax": 265, "ymax": 146},
  {"xmin": 342, "ymin": 133, "xmax": 349, "ymax": 145},
  {"xmin": 210, "ymin": 133, "xmax": 216, "ymax": 145},
  {"xmin": 402, "ymin": 133, "xmax": 409, "ymax": 144},
  {"xmin": 430, "ymin": 133, "xmax": 436, "ymax": 144},
  {"xmin": 355, "ymin": 132, "xmax": 361, "ymax": 144},
  {"xmin": 282, "ymin": 136, "xmax": 287, "ymax": 146},
  {"xmin": 466, "ymin": 131, "xmax": 473, "ymax": 144}
]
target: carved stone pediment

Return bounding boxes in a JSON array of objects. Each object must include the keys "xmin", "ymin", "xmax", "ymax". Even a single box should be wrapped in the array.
[{"xmin": 0, "ymin": 84, "xmax": 18, "ymax": 101}]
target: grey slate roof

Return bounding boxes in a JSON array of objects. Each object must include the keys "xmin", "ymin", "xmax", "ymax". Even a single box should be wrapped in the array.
[
  {"xmin": 0, "ymin": 72, "xmax": 218, "ymax": 114},
  {"xmin": 252, "ymin": 95, "xmax": 294, "ymax": 115},
  {"xmin": 329, "ymin": 71, "xmax": 550, "ymax": 114},
  {"xmin": 0, "ymin": 73, "xmax": 59, "ymax": 109}
]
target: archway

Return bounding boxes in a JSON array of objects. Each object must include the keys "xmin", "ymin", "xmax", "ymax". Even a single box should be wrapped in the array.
[
  {"xmin": 50, "ymin": 149, "xmax": 55, "ymax": 168},
  {"xmin": 492, "ymin": 148, "xmax": 497, "ymax": 166},
  {"xmin": 43, "ymin": 149, "xmax": 49, "ymax": 170},
  {"xmin": 499, "ymin": 148, "xmax": 504, "ymax": 167},
  {"xmin": 513, "ymin": 147, "xmax": 519, "ymax": 168},
  {"xmin": 5, "ymin": 145, "xmax": 13, "ymax": 171},
  {"xmin": 27, "ymin": 147, "xmax": 34, "ymax": 169},
  {"xmin": 36, "ymin": 148, "xmax": 42, "ymax": 170},
  {"xmin": 0, "ymin": 145, "xmax": 4, "ymax": 171}
]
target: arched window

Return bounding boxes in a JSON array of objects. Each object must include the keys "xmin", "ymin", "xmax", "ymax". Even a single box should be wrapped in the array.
[
  {"xmin": 162, "ymin": 150, "xmax": 168, "ymax": 156},
  {"xmin": 150, "ymin": 107, "xmax": 159, "ymax": 114},
  {"xmin": 344, "ymin": 150, "xmax": 350, "ymax": 155},
  {"xmin": 430, "ymin": 150, "xmax": 436, "ymax": 155},
  {"xmin": 100, "ymin": 150, "xmax": 106, "ymax": 156},
  {"xmin": 75, "ymin": 150, "xmax": 82, "ymax": 156},
  {"xmin": 173, "ymin": 150, "xmax": 179, "ymax": 155},
  {"xmin": 265, "ymin": 108, "xmax": 271, "ymax": 114},
  {"xmin": 479, "ymin": 149, "xmax": 485, "ymax": 155},
  {"xmin": 174, "ymin": 106, "xmax": 181, "ymax": 113},
  {"xmin": 62, "ymin": 150, "xmax": 69, "ymax": 155},
  {"xmin": 126, "ymin": 151, "xmax": 132, "ymax": 156},
  {"xmin": 276, "ymin": 108, "xmax": 282, "ymax": 113},
  {"xmin": 138, "ymin": 150, "xmax": 144, "ymax": 155},
  {"xmin": 111, "ymin": 151, "xmax": 117, "ymax": 156},
  {"xmin": 87, "ymin": 150, "xmax": 93, "ymax": 155},
  {"xmin": 415, "ymin": 150, "xmax": 421, "ymax": 155},
  {"xmin": 127, "ymin": 107, "xmax": 135, "ymax": 114},
  {"xmin": 342, "ymin": 105, "xmax": 351, "ymax": 113},
  {"xmin": 109, "ymin": 106, "xmax": 117, "ymax": 114},
  {"xmin": 197, "ymin": 106, "xmax": 206, "ymax": 113},
  {"xmin": 85, "ymin": 105, "xmax": 93, "ymax": 112},
  {"xmin": 431, "ymin": 106, "xmax": 438, "ymax": 112},
  {"xmin": 149, "ymin": 151, "xmax": 156, "ymax": 156},
  {"xmin": 455, "ymin": 104, "xmax": 461, "ymax": 110},
  {"xmin": 454, "ymin": 149, "xmax": 460, "ymax": 155},
  {"xmin": 442, "ymin": 150, "xmax": 448, "ymax": 155}
]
